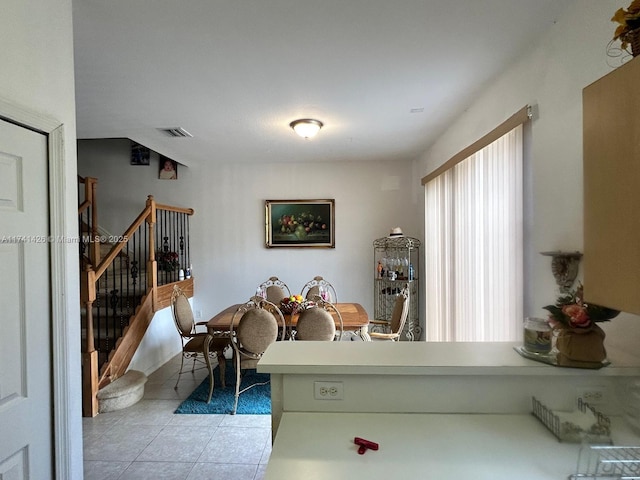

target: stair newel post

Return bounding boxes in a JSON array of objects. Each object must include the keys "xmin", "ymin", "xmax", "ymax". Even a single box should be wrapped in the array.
[
  {"xmin": 147, "ymin": 195, "xmax": 158, "ymax": 310},
  {"xmin": 81, "ymin": 264, "xmax": 99, "ymax": 417}
]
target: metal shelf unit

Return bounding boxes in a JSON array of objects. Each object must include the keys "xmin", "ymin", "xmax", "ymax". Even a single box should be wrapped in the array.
[{"xmin": 372, "ymin": 235, "xmax": 421, "ymax": 341}]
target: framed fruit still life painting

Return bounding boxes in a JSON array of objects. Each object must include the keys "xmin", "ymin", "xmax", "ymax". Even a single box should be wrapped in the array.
[{"xmin": 265, "ymin": 199, "xmax": 335, "ymax": 248}]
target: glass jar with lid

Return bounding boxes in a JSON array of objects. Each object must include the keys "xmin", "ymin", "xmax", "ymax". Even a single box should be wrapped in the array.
[{"xmin": 523, "ymin": 317, "xmax": 552, "ymax": 354}]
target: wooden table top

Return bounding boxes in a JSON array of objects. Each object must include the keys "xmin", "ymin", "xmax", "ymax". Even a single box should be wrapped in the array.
[{"xmin": 206, "ymin": 302, "xmax": 369, "ymax": 331}]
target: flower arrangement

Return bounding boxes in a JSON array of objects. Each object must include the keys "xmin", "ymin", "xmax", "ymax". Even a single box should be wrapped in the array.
[
  {"xmin": 156, "ymin": 250, "xmax": 179, "ymax": 272},
  {"xmin": 543, "ymin": 283, "xmax": 619, "ymax": 330},
  {"xmin": 612, "ymin": 0, "xmax": 640, "ymax": 55}
]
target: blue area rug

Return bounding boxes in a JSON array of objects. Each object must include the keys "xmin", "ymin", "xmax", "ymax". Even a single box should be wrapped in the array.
[{"xmin": 174, "ymin": 360, "xmax": 271, "ymax": 414}]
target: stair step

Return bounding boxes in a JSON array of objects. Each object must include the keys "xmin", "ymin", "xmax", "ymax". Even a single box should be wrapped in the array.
[{"xmin": 97, "ymin": 370, "xmax": 147, "ymax": 413}]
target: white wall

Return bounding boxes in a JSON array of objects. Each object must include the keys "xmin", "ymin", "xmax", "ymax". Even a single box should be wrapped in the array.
[
  {"xmin": 415, "ymin": 0, "xmax": 640, "ymax": 354},
  {"xmin": 1, "ymin": 0, "xmax": 82, "ymax": 477},
  {"xmin": 78, "ymin": 138, "xmax": 419, "ymax": 364},
  {"xmin": 129, "ymin": 307, "xmax": 181, "ymax": 375}
]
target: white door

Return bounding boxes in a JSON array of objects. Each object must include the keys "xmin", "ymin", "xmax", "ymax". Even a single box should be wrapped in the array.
[{"xmin": 0, "ymin": 119, "xmax": 53, "ymax": 478}]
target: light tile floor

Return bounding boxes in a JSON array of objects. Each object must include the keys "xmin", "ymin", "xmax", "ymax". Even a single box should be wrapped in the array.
[{"xmin": 83, "ymin": 355, "xmax": 271, "ymax": 480}]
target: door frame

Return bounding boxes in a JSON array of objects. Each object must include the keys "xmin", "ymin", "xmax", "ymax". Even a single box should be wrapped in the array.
[{"xmin": 0, "ymin": 97, "xmax": 77, "ymax": 479}]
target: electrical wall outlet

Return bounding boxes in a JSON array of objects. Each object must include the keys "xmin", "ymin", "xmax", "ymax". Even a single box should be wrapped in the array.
[
  {"xmin": 314, "ymin": 381, "xmax": 344, "ymax": 400},
  {"xmin": 194, "ymin": 310, "xmax": 202, "ymax": 320},
  {"xmin": 576, "ymin": 386, "xmax": 607, "ymax": 405}
]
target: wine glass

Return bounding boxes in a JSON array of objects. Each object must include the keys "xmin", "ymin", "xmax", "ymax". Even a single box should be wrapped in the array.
[{"xmin": 319, "ymin": 285, "xmax": 328, "ymax": 301}]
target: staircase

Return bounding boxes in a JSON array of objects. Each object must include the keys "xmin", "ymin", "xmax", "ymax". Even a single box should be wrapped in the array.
[
  {"xmin": 81, "ymin": 242, "xmax": 137, "ymax": 365},
  {"xmin": 79, "ymin": 176, "xmax": 195, "ymax": 416}
]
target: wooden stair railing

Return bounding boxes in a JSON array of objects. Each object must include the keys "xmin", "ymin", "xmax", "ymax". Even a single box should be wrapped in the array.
[
  {"xmin": 80, "ymin": 193, "xmax": 195, "ymax": 417},
  {"xmin": 78, "ymin": 175, "xmax": 100, "ymax": 267}
]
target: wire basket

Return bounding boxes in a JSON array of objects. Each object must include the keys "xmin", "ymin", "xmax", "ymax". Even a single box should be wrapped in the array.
[
  {"xmin": 569, "ymin": 445, "xmax": 640, "ymax": 479},
  {"xmin": 532, "ymin": 397, "xmax": 612, "ymax": 444}
]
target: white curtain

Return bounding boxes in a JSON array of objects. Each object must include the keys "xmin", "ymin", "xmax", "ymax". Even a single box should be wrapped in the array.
[{"xmin": 424, "ymin": 125, "xmax": 523, "ymax": 341}]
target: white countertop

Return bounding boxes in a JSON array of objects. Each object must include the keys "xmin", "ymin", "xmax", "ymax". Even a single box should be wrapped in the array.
[
  {"xmin": 258, "ymin": 341, "xmax": 640, "ymax": 376},
  {"xmin": 265, "ymin": 412, "xmax": 640, "ymax": 480}
]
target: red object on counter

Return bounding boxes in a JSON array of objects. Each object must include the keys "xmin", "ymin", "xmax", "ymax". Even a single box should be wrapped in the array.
[{"xmin": 354, "ymin": 437, "xmax": 379, "ymax": 454}]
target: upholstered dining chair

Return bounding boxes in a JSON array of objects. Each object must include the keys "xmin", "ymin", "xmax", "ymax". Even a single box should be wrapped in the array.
[
  {"xmin": 368, "ymin": 285, "xmax": 410, "ymax": 341},
  {"xmin": 229, "ymin": 296, "xmax": 286, "ymax": 414},
  {"xmin": 171, "ymin": 285, "xmax": 230, "ymax": 403},
  {"xmin": 294, "ymin": 297, "xmax": 343, "ymax": 341},
  {"xmin": 257, "ymin": 276, "xmax": 291, "ymax": 304},
  {"xmin": 300, "ymin": 275, "xmax": 337, "ymax": 303}
]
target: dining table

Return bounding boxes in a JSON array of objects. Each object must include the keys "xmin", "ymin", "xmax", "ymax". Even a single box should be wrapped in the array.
[{"xmin": 206, "ymin": 302, "xmax": 371, "ymax": 341}]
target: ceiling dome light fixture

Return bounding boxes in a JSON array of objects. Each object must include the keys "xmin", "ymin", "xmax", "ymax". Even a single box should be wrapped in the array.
[{"xmin": 290, "ymin": 118, "xmax": 323, "ymax": 139}]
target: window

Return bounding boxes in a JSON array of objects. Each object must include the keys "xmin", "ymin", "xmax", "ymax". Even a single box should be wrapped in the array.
[{"xmin": 422, "ymin": 108, "xmax": 529, "ymax": 341}]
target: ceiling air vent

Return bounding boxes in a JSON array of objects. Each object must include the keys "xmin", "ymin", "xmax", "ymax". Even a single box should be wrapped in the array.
[{"xmin": 159, "ymin": 127, "xmax": 193, "ymax": 138}]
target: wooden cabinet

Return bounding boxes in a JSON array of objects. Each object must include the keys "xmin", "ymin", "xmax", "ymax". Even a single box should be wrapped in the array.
[{"xmin": 583, "ymin": 56, "xmax": 640, "ymax": 314}]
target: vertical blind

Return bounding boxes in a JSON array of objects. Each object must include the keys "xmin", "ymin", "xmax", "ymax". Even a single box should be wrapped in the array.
[{"xmin": 424, "ymin": 123, "xmax": 524, "ymax": 341}]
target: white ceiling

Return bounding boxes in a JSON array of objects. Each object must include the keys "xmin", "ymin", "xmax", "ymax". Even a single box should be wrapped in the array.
[{"xmin": 72, "ymin": 0, "xmax": 573, "ymax": 167}]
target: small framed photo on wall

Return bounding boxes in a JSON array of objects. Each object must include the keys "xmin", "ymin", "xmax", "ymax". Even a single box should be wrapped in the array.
[
  {"xmin": 131, "ymin": 142, "xmax": 150, "ymax": 165},
  {"xmin": 159, "ymin": 156, "xmax": 178, "ymax": 180}
]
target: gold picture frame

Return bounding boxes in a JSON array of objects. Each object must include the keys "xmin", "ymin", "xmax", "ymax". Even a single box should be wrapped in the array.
[{"xmin": 265, "ymin": 199, "xmax": 335, "ymax": 248}]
